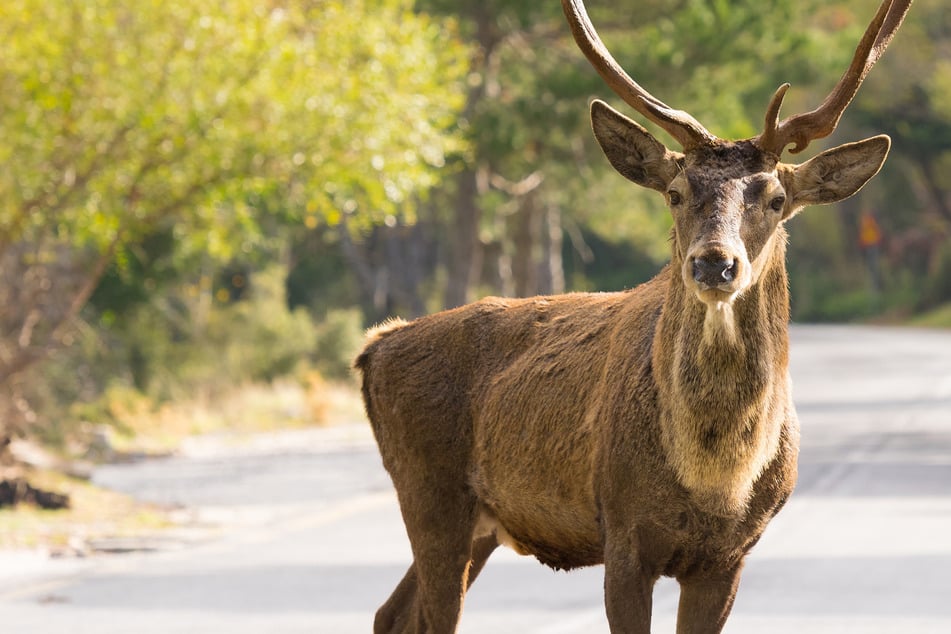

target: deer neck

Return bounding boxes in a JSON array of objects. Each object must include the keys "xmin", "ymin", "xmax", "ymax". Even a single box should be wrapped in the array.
[{"xmin": 653, "ymin": 231, "xmax": 791, "ymax": 516}]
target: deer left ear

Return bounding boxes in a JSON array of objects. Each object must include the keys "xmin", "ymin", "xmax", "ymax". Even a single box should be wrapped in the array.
[
  {"xmin": 590, "ymin": 99, "xmax": 683, "ymax": 193},
  {"xmin": 785, "ymin": 135, "xmax": 890, "ymax": 217}
]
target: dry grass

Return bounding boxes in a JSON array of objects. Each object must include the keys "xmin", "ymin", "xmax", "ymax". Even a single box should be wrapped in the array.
[
  {"xmin": 104, "ymin": 376, "xmax": 365, "ymax": 456},
  {"xmin": 0, "ymin": 469, "xmax": 171, "ymax": 552},
  {"xmin": 1, "ymin": 377, "xmax": 367, "ymax": 552}
]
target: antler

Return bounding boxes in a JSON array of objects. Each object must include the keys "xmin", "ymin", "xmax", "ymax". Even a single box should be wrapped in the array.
[
  {"xmin": 758, "ymin": 0, "xmax": 913, "ymax": 155},
  {"xmin": 561, "ymin": 0, "xmax": 716, "ymax": 149}
]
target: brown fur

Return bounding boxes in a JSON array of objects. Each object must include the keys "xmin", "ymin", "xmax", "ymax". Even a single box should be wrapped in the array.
[{"xmin": 355, "ymin": 50, "xmax": 894, "ymax": 634}]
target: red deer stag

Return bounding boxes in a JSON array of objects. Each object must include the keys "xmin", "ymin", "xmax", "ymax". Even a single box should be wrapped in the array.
[{"xmin": 355, "ymin": 0, "xmax": 912, "ymax": 631}]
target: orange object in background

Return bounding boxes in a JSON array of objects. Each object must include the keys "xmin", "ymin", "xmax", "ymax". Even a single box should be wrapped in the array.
[{"xmin": 859, "ymin": 210, "xmax": 883, "ymax": 249}]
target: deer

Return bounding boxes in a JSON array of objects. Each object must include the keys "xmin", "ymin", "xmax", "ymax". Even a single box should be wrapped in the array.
[{"xmin": 354, "ymin": 0, "xmax": 912, "ymax": 632}]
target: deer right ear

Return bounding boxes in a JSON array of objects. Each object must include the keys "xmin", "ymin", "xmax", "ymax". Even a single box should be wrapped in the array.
[
  {"xmin": 590, "ymin": 99, "xmax": 682, "ymax": 192},
  {"xmin": 785, "ymin": 135, "xmax": 890, "ymax": 217}
]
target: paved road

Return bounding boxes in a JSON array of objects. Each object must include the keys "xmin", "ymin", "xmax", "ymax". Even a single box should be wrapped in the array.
[{"xmin": 1, "ymin": 325, "xmax": 950, "ymax": 633}]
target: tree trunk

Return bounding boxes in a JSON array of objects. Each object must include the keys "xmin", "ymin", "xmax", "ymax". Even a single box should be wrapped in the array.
[
  {"xmin": 915, "ymin": 155, "xmax": 951, "ymax": 226},
  {"xmin": 340, "ymin": 217, "xmax": 431, "ymax": 322},
  {"xmin": 512, "ymin": 190, "xmax": 542, "ymax": 297},
  {"xmin": 442, "ymin": 7, "xmax": 500, "ymax": 309},
  {"xmin": 385, "ymin": 220, "xmax": 428, "ymax": 319},
  {"xmin": 444, "ymin": 168, "xmax": 483, "ymax": 308},
  {"xmin": 540, "ymin": 205, "xmax": 565, "ymax": 295}
]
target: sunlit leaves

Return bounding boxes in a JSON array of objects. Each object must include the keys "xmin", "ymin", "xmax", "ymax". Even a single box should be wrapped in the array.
[
  {"xmin": 0, "ymin": 0, "xmax": 468, "ymax": 259},
  {"xmin": 290, "ymin": 0, "xmax": 468, "ymax": 228}
]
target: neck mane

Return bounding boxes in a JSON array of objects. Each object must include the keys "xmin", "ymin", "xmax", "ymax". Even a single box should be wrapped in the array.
[{"xmin": 653, "ymin": 230, "xmax": 791, "ymax": 515}]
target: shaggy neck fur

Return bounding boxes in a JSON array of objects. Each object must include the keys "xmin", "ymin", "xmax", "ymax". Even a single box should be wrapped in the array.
[{"xmin": 653, "ymin": 230, "xmax": 791, "ymax": 516}]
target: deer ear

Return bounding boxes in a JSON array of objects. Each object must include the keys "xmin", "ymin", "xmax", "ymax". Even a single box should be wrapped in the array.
[
  {"xmin": 786, "ymin": 135, "xmax": 890, "ymax": 216},
  {"xmin": 590, "ymin": 99, "xmax": 681, "ymax": 192}
]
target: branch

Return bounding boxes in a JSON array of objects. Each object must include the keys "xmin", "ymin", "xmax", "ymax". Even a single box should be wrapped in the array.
[{"xmin": 489, "ymin": 170, "xmax": 545, "ymax": 197}]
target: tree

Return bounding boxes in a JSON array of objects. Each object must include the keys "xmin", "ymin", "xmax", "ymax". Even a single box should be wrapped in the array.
[
  {"xmin": 0, "ymin": 0, "xmax": 467, "ymax": 456},
  {"xmin": 409, "ymin": 0, "xmax": 869, "ymax": 309},
  {"xmin": 782, "ymin": 0, "xmax": 951, "ymax": 317}
]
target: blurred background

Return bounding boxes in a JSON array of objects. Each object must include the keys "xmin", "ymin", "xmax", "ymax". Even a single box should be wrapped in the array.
[{"xmin": 0, "ymin": 0, "xmax": 949, "ymax": 535}]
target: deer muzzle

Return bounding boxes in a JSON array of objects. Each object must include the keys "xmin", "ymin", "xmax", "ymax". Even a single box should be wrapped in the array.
[
  {"xmin": 684, "ymin": 244, "xmax": 750, "ymax": 303},
  {"xmin": 693, "ymin": 254, "xmax": 738, "ymax": 286}
]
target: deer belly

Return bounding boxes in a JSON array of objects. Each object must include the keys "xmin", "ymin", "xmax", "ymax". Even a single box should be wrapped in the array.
[
  {"xmin": 469, "ymin": 459, "xmax": 603, "ymax": 570},
  {"xmin": 473, "ymin": 502, "xmax": 602, "ymax": 570}
]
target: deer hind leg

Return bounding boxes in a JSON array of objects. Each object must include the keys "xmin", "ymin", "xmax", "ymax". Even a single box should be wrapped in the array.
[
  {"xmin": 374, "ymin": 563, "xmax": 424, "ymax": 634},
  {"xmin": 374, "ymin": 471, "xmax": 496, "ymax": 634},
  {"xmin": 374, "ymin": 535, "xmax": 497, "ymax": 634}
]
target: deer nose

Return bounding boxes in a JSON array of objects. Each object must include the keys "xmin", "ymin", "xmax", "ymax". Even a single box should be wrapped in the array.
[{"xmin": 692, "ymin": 255, "xmax": 738, "ymax": 287}]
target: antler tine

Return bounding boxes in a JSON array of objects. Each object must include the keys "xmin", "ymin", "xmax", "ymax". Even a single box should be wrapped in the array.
[
  {"xmin": 758, "ymin": 0, "xmax": 913, "ymax": 156},
  {"xmin": 562, "ymin": 0, "xmax": 716, "ymax": 149}
]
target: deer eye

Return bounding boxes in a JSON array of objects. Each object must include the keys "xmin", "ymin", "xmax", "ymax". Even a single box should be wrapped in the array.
[
  {"xmin": 668, "ymin": 190, "xmax": 683, "ymax": 206},
  {"xmin": 769, "ymin": 195, "xmax": 786, "ymax": 212}
]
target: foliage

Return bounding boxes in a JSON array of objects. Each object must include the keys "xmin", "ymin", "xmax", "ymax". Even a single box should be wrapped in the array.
[
  {"xmin": 110, "ymin": 265, "xmax": 356, "ymax": 396},
  {"xmin": 32, "ymin": 263, "xmax": 364, "ymax": 451},
  {"xmin": 910, "ymin": 302, "xmax": 951, "ymax": 329},
  {"xmin": 395, "ymin": 0, "xmax": 888, "ymax": 312},
  {"xmin": 0, "ymin": 0, "xmax": 467, "ymax": 444},
  {"xmin": 786, "ymin": 0, "xmax": 951, "ymax": 319},
  {"xmin": 313, "ymin": 309, "xmax": 366, "ymax": 380},
  {"xmin": 0, "ymin": 0, "xmax": 467, "ymax": 249}
]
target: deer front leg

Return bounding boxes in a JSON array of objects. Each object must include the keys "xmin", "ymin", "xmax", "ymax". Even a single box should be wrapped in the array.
[
  {"xmin": 603, "ymin": 540, "xmax": 657, "ymax": 634},
  {"xmin": 674, "ymin": 561, "xmax": 744, "ymax": 634}
]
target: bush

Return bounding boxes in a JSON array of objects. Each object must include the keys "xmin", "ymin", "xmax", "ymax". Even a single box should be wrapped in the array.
[
  {"xmin": 21, "ymin": 263, "xmax": 369, "ymax": 453},
  {"xmin": 922, "ymin": 244, "xmax": 951, "ymax": 310},
  {"xmin": 206, "ymin": 266, "xmax": 319, "ymax": 384},
  {"xmin": 313, "ymin": 308, "xmax": 365, "ymax": 380}
]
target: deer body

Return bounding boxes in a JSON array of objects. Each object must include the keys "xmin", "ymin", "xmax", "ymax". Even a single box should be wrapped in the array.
[{"xmin": 357, "ymin": 1, "xmax": 911, "ymax": 632}]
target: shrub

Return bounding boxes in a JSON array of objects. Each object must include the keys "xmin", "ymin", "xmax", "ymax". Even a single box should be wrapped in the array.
[{"xmin": 313, "ymin": 308, "xmax": 365, "ymax": 380}]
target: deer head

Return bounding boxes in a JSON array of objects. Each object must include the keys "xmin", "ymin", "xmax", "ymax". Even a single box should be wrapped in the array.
[{"xmin": 564, "ymin": 0, "xmax": 910, "ymax": 309}]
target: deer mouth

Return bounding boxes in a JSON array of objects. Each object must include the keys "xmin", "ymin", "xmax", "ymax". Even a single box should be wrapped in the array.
[
  {"xmin": 694, "ymin": 285, "xmax": 739, "ymax": 303},
  {"xmin": 684, "ymin": 275, "xmax": 744, "ymax": 307}
]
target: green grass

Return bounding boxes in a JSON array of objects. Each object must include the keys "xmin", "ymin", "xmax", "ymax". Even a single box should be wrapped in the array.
[{"xmin": 908, "ymin": 303, "xmax": 951, "ymax": 329}]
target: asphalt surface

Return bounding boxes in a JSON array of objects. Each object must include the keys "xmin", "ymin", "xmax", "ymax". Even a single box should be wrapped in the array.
[{"xmin": 1, "ymin": 324, "xmax": 950, "ymax": 633}]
